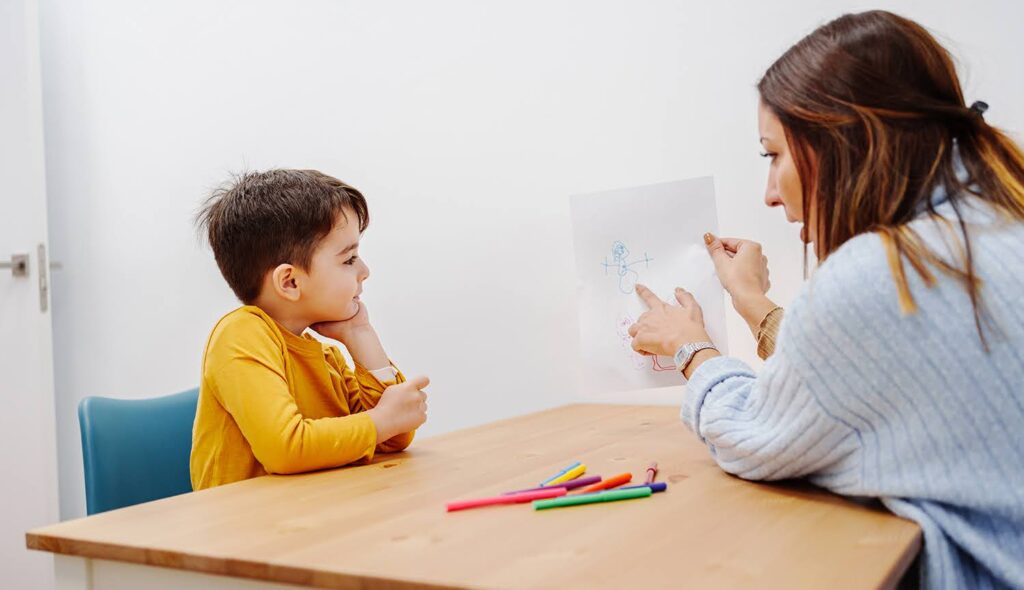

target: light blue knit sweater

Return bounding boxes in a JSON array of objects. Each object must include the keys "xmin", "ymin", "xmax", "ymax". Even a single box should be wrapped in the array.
[{"xmin": 683, "ymin": 188, "xmax": 1024, "ymax": 588}]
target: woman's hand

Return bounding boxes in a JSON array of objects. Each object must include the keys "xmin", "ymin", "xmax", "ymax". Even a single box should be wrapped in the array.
[
  {"xmin": 628, "ymin": 284, "xmax": 712, "ymax": 357},
  {"xmin": 704, "ymin": 233, "xmax": 771, "ymax": 298},
  {"xmin": 704, "ymin": 233, "xmax": 780, "ymax": 336}
]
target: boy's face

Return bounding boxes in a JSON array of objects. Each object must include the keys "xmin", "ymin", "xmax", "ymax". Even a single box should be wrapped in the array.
[{"xmin": 300, "ymin": 209, "xmax": 369, "ymax": 323}]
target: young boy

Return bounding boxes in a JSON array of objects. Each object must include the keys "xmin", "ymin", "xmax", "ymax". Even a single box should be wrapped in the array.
[{"xmin": 190, "ymin": 169, "xmax": 428, "ymax": 490}]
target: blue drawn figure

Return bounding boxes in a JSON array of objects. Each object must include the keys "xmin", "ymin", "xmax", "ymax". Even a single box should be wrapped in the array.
[{"xmin": 602, "ymin": 241, "xmax": 652, "ymax": 294}]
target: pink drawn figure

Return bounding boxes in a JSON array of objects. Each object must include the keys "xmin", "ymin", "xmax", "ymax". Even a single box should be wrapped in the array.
[
  {"xmin": 616, "ymin": 314, "xmax": 677, "ymax": 373},
  {"xmin": 615, "ymin": 314, "xmax": 648, "ymax": 370}
]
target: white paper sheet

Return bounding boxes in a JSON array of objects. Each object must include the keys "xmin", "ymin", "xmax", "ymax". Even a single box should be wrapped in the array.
[{"xmin": 570, "ymin": 177, "xmax": 728, "ymax": 396}]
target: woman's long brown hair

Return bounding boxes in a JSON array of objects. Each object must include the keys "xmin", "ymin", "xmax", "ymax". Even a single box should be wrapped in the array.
[{"xmin": 758, "ymin": 10, "xmax": 1024, "ymax": 346}]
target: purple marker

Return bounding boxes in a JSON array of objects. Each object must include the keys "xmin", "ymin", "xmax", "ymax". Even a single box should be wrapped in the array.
[
  {"xmin": 573, "ymin": 482, "xmax": 667, "ymax": 497},
  {"xmin": 502, "ymin": 475, "xmax": 602, "ymax": 496}
]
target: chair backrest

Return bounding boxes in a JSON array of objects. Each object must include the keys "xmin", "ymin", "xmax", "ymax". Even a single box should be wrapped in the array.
[{"xmin": 78, "ymin": 388, "xmax": 199, "ymax": 515}]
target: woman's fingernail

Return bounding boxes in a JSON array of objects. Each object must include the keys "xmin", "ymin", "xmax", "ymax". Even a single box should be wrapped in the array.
[{"xmin": 703, "ymin": 233, "xmax": 713, "ymax": 245}]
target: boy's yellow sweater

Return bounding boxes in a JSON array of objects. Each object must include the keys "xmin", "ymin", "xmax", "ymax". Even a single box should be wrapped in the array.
[{"xmin": 190, "ymin": 306, "xmax": 413, "ymax": 490}]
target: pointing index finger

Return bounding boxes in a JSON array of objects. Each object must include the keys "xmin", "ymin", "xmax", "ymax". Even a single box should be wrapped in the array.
[{"xmin": 635, "ymin": 284, "xmax": 665, "ymax": 310}]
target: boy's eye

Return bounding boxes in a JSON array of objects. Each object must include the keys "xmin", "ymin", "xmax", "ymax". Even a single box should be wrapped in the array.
[{"xmin": 343, "ymin": 255, "xmax": 359, "ymax": 266}]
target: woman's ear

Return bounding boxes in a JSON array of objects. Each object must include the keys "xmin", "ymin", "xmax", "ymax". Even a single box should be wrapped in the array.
[{"xmin": 270, "ymin": 264, "xmax": 301, "ymax": 301}]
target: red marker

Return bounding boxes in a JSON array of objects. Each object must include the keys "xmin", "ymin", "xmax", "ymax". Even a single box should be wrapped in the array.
[
  {"xmin": 446, "ymin": 487, "xmax": 567, "ymax": 512},
  {"xmin": 645, "ymin": 462, "xmax": 658, "ymax": 484}
]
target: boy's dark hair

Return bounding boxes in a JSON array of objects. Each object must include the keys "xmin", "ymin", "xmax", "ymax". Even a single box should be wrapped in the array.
[{"xmin": 197, "ymin": 169, "xmax": 369, "ymax": 303}]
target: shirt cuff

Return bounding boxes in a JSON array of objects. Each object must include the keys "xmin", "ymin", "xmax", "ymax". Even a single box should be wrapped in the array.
[
  {"xmin": 680, "ymin": 356, "xmax": 757, "ymax": 440},
  {"xmin": 348, "ymin": 410, "xmax": 379, "ymax": 459}
]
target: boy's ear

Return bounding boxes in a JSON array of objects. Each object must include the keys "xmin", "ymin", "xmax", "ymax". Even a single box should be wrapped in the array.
[{"xmin": 270, "ymin": 264, "xmax": 301, "ymax": 302}]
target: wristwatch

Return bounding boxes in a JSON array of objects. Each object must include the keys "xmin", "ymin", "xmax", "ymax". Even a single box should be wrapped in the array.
[{"xmin": 673, "ymin": 341, "xmax": 718, "ymax": 381}]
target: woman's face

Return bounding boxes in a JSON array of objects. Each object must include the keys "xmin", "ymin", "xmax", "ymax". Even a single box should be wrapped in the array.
[{"xmin": 758, "ymin": 101, "xmax": 813, "ymax": 244}]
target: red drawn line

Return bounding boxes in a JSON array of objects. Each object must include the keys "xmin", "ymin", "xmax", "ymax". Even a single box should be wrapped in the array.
[{"xmin": 651, "ymin": 356, "xmax": 675, "ymax": 372}]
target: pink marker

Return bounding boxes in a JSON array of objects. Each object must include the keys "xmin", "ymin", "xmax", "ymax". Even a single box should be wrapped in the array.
[
  {"xmin": 645, "ymin": 462, "xmax": 658, "ymax": 484},
  {"xmin": 446, "ymin": 487, "xmax": 567, "ymax": 512}
]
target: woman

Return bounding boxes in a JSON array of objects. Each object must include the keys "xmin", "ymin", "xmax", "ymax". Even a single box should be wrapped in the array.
[{"xmin": 629, "ymin": 11, "xmax": 1024, "ymax": 589}]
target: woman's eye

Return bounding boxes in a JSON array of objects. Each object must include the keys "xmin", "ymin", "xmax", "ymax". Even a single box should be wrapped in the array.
[
  {"xmin": 760, "ymin": 151, "xmax": 778, "ymax": 161},
  {"xmin": 344, "ymin": 255, "xmax": 358, "ymax": 266}
]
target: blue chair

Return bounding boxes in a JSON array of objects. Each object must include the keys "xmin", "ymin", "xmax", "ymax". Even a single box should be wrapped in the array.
[{"xmin": 78, "ymin": 388, "xmax": 199, "ymax": 515}]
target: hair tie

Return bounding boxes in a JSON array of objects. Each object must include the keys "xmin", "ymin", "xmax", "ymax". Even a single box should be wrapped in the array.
[{"xmin": 969, "ymin": 100, "xmax": 989, "ymax": 119}]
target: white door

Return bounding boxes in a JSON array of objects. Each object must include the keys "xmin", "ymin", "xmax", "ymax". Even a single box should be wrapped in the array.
[{"xmin": 1, "ymin": 0, "xmax": 60, "ymax": 587}]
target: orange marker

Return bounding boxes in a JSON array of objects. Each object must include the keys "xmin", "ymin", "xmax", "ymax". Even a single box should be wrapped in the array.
[{"xmin": 577, "ymin": 472, "xmax": 632, "ymax": 493}]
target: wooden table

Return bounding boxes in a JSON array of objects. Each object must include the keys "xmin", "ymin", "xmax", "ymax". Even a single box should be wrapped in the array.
[{"xmin": 27, "ymin": 404, "xmax": 920, "ymax": 589}]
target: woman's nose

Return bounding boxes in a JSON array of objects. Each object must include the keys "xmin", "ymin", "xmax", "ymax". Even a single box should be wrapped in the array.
[{"xmin": 764, "ymin": 191, "xmax": 783, "ymax": 208}]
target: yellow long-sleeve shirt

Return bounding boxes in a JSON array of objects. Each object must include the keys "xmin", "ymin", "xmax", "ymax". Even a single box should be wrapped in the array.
[{"xmin": 190, "ymin": 306, "xmax": 414, "ymax": 490}]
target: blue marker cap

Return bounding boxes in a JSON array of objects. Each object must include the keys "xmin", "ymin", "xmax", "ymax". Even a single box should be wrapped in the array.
[{"xmin": 539, "ymin": 461, "xmax": 582, "ymax": 486}]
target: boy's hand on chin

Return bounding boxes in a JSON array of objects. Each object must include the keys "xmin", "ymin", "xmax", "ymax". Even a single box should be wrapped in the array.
[
  {"xmin": 312, "ymin": 299, "xmax": 390, "ymax": 369},
  {"xmin": 311, "ymin": 300, "xmax": 372, "ymax": 343}
]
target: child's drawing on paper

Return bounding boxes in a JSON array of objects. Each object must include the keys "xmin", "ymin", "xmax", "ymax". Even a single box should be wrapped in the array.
[
  {"xmin": 602, "ymin": 241, "xmax": 653, "ymax": 295},
  {"xmin": 570, "ymin": 177, "xmax": 728, "ymax": 396},
  {"xmin": 615, "ymin": 313, "xmax": 685, "ymax": 373},
  {"xmin": 614, "ymin": 314, "xmax": 647, "ymax": 370}
]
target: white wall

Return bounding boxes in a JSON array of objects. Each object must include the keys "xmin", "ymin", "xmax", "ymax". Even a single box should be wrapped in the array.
[{"xmin": 39, "ymin": 0, "xmax": 1024, "ymax": 519}]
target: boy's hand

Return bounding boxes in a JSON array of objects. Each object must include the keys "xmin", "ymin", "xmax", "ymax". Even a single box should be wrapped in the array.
[
  {"xmin": 311, "ymin": 300, "xmax": 372, "ymax": 344},
  {"xmin": 312, "ymin": 300, "xmax": 390, "ymax": 371},
  {"xmin": 367, "ymin": 376, "xmax": 429, "ymax": 441}
]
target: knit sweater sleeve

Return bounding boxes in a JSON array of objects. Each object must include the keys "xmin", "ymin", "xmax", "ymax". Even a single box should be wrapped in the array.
[
  {"xmin": 682, "ymin": 249, "xmax": 871, "ymax": 484},
  {"xmin": 682, "ymin": 350, "xmax": 859, "ymax": 482}
]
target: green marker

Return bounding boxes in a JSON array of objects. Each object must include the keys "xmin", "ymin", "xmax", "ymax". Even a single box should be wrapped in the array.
[{"xmin": 532, "ymin": 486, "xmax": 652, "ymax": 510}]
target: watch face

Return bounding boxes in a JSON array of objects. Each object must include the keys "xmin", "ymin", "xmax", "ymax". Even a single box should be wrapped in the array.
[
  {"xmin": 674, "ymin": 345, "xmax": 692, "ymax": 371},
  {"xmin": 675, "ymin": 342, "xmax": 716, "ymax": 372}
]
